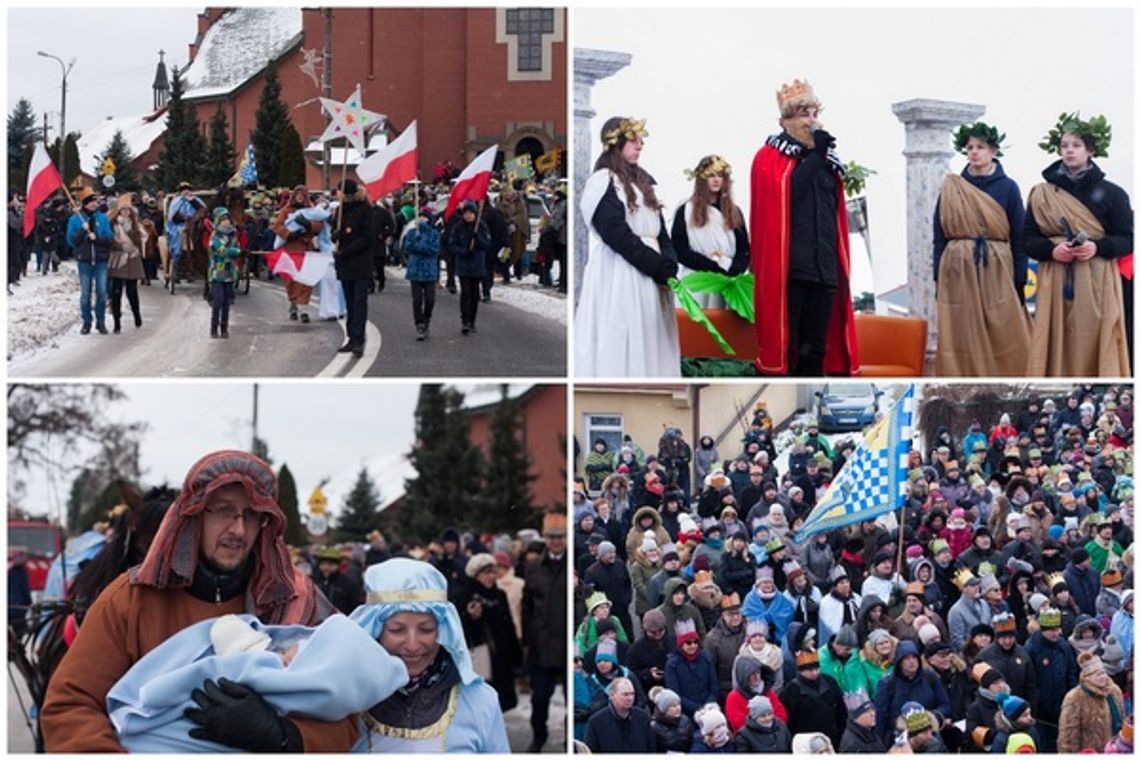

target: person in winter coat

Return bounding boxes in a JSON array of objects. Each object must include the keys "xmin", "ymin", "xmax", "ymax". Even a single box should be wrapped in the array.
[
  {"xmin": 735, "ymin": 619, "xmax": 785, "ymax": 691},
  {"xmin": 628, "ymin": 536, "xmax": 662, "ymax": 619},
  {"xmin": 705, "ymin": 594, "xmax": 746, "ymax": 700},
  {"xmin": 1024, "ymin": 608, "xmax": 1077, "ymax": 752},
  {"xmin": 664, "ymin": 621, "xmax": 719, "ymax": 716},
  {"xmin": 1057, "ymin": 652, "xmax": 1127, "ymax": 753},
  {"xmin": 627, "ymin": 609, "xmax": 670, "ymax": 695},
  {"xmin": 694, "ymin": 435, "xmax": 721, "ymax": 487},
  {"xmin": 455, "ymin": 553, "xmax": 522, "ymax": 711},
  {"xmin": 402, "ymin": 216, "xmax": 441, "ymax": 340},
  {"xmin": 777, "ymin": 648, "xmax": 847, "ymax": 747},
  {"xmin": 690, "ymin": 703, "xmax": 735, "ymax": 753},
  {"xmin": 922, "ymin": 641, "xmax": 971, "ymax": 751},
  {"xmin": 479, "ymin": 201, "xmax": 509, "ymax": 299},
  {"xmin": 802, "ymin": 531, "xmax": 836, "ymax": 589},
  {"xmin": 599, "ymin": 472, "xmax": 633, "ymax": 529},
  {"xmin": 725, "ymin": 658, "xmax": 785, "ymax": 731},
  {"xmin": 68, "ymin": 188, "xmax": 114, "ymax": 334},
  {"xmin": 717, "ymin": 530, "xmax": 756, "ymax": 601},
  {"xmin": 892, "ymin": 581, "xmax": 949, "ymax": 645},
  {"xmin": 593, "ymin": 500, "xmax": 625, "ymax": 561},
  {"xmin": 733, "ymin": 695, "xmax": 791, "ymax": 753},
  {"xmin": 575, "ymin": 592, "xmax": 629, "ymax": 656},
  {"xmin": 782, "ymin": 561, "xmax": 821, "ymax": 631},
  {"xmin": 625, "ymin": 505, "xmax": 671, "ymax": 561},
  {"xmin": 330, "ymin": 180, "xmax": 374, "ymax": 355},
  {"xmin": 872, "ymin": 640, "xmax": 952, "ymax": 743},
  {"xmin": 838, "ymin": 695, "xmax": 886, "ymax": 753},
  {"xmin": 583, "ymin": 677, "xmax": 655, "ymax": 753},
  {"xmin": 585, "ymin": 542, "xmax": 634, "ymax": 639},
  {"xmin": 818, "ymin": 566, "xmax": 862, "ymax": 644},
  {"xmin": 1063, "ymin": 548, "xmax": 1101, "ymax": 615},
  {"xmin": 966, "ymin": 663, "xmax": 1010, "ymax": 751},
  {"xmin": 854, "ymin": 593, "xmax": 894, "ymax": 643},
  {"xmin": 847, "ymin": 629, "xmax": 896, "ymax": 699},
  {"xmin": 447, "ymin": 200, "xmax": 491, "ymax": 334},
  {"xmin": 689, "ymin": 569, "xmax": 726, "ymax": 632},
  {"xmin": 948, "ymin": 569, "xmax": 991, "ymax": 648},
  {"xmin": 648, "ymin": 687, "xmax": 694, "ymax": 752},
  {"xmin": 107, "ymin": 197, "xmax": 147, "ymax": 333},
  {"xmin": 740, "ymin": 568, "xmax": 793, "ymax": 643},
  {"xmin": 818, "ymin": 624, "xmax": 858, "ymax": 694},
  {"xmin": 655, "ymin": 576, "xmax": 707, "ymax": 642},
  {"xmin": 1109, "ymin": 589, "xmax": 1133, "ymax": 663},
  {"xmin": 990, "ymin": 693, "xmax": 1042, "ymax": 755}
]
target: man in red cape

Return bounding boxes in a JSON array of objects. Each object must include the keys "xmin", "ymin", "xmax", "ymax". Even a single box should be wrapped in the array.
[{"xmin": 750, "ymin": 79, "xmax": 859, "ymax": 376}]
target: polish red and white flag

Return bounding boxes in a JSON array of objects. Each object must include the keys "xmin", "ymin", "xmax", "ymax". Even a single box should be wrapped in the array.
[
  {"xmin": 443, "ymin": 145, "xmax": 498, "ymax": 220},
  {"xmin": 355, "ymin": 120, "xmax": 418, "ymax": 203},
  {"xmin": 24, "ymin": 143, "xmax": 64, "ymax": 237},
  {"xmin": 265, "ymin": 249, "xmax": 333, "ymax": 287}
]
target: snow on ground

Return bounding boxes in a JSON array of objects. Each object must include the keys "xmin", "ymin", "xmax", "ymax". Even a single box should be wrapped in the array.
[
  {"xmin": 386, "ymin": 266, "xmax": 568, "ymax": 325},
  {"xmin": 7, "ymin": 263, "xmax": 81, "ymax": 361}
]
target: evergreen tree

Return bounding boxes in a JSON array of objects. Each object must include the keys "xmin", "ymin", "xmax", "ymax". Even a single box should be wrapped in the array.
[
  {"xmin": 277, "ymin": 463, "xmax": 305, "ymax": 547},
  {"xmin": 8, "ymin": 98, "xmax": 37, "ymax": 176},
  {"xmin": 97, "ymin": 130, "xmax": 140, "ymax": 193},
  {"xmin": 336, "ymin": 467, "xmax": 382, "ymax": 542},
  {"xmin": 51, "ymin": 133, "xmax": 82, "ymax": 188},
  {"xmin": 202, "ymin": 104, "xmax": 236, "ymax": 189},
  {"xmin": 250, "ymin": 60, "xmax": 290, "ymax": 188},
  {"xmin": 155, "ymin": 69, "xmax": 204, "ymax": 190},
  {"xmin": 481, "ymin": 385, "xmax": 537, "ymax": 533},
  {"xmin": 77, "ymin": 479, "xmax": 124, "ymax": 533},
  {"xmin": 400, "ymin": 386, "xmax": 485, "ymax": 542},
  {"xmin": 278, "ymin": 123, "xmax": 307, "ymax": 189},
  {"xmin": 65, "ymin": 468, "xmax": 101, "ymax": 534}
]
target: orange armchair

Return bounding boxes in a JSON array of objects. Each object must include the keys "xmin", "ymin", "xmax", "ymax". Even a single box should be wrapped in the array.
[{"xmin": 854, "ymin": 313, "xmax": 928, "ymax": 377}]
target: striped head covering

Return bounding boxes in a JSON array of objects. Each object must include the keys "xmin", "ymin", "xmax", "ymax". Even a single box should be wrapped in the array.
[{"xmin": 130, "ymin": 450, "xmax": 329, "ymax": 626}]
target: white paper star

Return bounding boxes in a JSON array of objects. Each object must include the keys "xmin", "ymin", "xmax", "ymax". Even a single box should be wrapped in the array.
[{"xmin": 317, "ymin": 84, "xmax": 387, "ymax": 158}]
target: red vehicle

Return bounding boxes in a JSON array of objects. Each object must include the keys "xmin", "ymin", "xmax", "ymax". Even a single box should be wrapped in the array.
[{"xmin": 8, "ymin": 520, "xmax": 63, "ymax": 599}]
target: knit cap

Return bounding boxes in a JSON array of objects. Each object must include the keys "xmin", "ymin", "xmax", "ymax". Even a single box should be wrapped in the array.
[
  {"xmin": 595, "ymin": 638, "xmax": 618, "ymax": 664},
  {"xmin": 642, "ymin": 608, "xmax": 667, "ymax": 633},
  {"xmin": 998, "ymin": 692, "xmax": 1030, "ymax": 722},
  {"xmin": 748, "ymin": 695, "xmax": 774, "ymax": 720},
  {"xmin": 1047, "ymin": 524, "xmax": 1064, "ymax": 541},
  {"xmin": 652, "ymin": 687, "xmax": 680, "ymax": 713},
  {"xmin": 918, "ymin": 623, "xmax": 941, "ymax": 646},
  {"xmin": 641, "ymin": 536, "xmax": 659, "ymax": 554},
  {"xmin": 903, "ymin": 702, "xmax": 932, "ymax": 732},
  {"xmin": 835, "ymin": 624, "xmax": 859, "ymax": 649},
  {"xmin": 597, "ymin": 541, "xmax": 616, "ymax": 559},
  {"xmin": 695, "ymin": 703, "xmax": 728, "ymax": 736},
  {"xmin": 1007, "ymin": 733, "xmax": 1036, "ymax": 753}
]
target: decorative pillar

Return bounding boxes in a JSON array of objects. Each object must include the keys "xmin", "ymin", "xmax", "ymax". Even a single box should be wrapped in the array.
[
  {"xmin": 891, "ymin": 98, "xmax": 985, "ymax": 356},
  {"xmin": 573, "ymin": 48, "xmax": 631, "ymax": 306}
]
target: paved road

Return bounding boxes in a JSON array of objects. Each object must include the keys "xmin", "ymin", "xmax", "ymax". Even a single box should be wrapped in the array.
[
  {"xmin": 10, "ymin": 273, "xmax": 566, "ymax": 378},
  {"xmin": 8, "ymin": 664, "xmax": 36, "ymax": 752}
]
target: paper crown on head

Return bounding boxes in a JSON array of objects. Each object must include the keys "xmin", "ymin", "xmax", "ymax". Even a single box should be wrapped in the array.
[
  {"xmin": 776, "ymin": 78, "xmax": 820, "ymax": 113},
  {"xmin": 904, "ymin": 704, "xmax": 933, "ymax": 733},
  {"xmin": 764, "ymin": 537, "xmax": 785, "ymax": 553},
  {"xmin": 586, "ymin": 591, "xmax": 611, "ymax": 613},
  {"xmin": 1038, "ymin": 608, "xmax": 1062, "ymax": 629},
  {"xmin": 675, "ymin": 618, "xmax": 700, "ymax": 644},
  {"xmin": 1046, "ymin": 572, "xmax": 1067, "ymax": 592},
  {"xmin": 993, "ymin": 612, "xmax": 1017, "ymax": 635},
  {"xmin": 795, "ymin": 647, "xmax": 820, "ymax": 669},
  {"xmin": 542, "ymin": 511, "xmax": 567, "ymax": 536},
  {"xmin": 953, "ymin": 567, "xmax": 979, "ymax": 590},
  {"xmin": 596, "ymin": 638, "xmax": 618, "ymax": 664},
  {"xmin": 905, "ymin": 581, "xmax": 926, "ymax": 599},
  {"xmin": 721, "ymin": 591, "xmax": 742, "ymax": 610},
  {"xmin": 684, "ymin": 154, "xmax": 732, "ymax": 181},
  {"xmin": 1101, "ymin": 568, "xmax": 1124, "ymax": 586},
  {"xmin": 693, "ymin": 569, "xmax": 715, "ymax": 588},
  {"xmin": 745, "ymin": 618, "xmax": 769, "ymax": 638},
  {"xmin": 602, "ymin": 117, "xmax": 649, "ymax": 148}
]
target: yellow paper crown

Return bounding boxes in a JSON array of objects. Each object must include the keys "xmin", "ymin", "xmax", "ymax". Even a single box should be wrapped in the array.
[
  {"xmin": 1047, "ymin": 572, "xmax": 1066, "ymax": 591},
  {"xmin": 953, "ymin": 566, "xmax": 977, "ymax": 590},
  {"xmin": 776, "ymin": 78, "xmax": 818, "ymax": 111},
  {"xmin": 602, "ymin": 118, "xmax": 649, "ymax": 148},
  {"xmin": 684, "ymin": 155, "xmax": 732, "ymax": 181}
]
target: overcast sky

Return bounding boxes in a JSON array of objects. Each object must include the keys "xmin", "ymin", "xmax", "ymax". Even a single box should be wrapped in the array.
[
  {"xmin": 7, "ymin": 8, "xmax": 202, "ymax": 143},
  {"xmin": 576, "ymin": 7, "xmax": 1133, "ymax": 295},
  {"xmin": 16, "ymin": 382, "xmax": 421, "ymax": 522}
]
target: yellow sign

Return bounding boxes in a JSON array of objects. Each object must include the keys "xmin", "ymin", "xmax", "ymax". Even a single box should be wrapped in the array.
[
  {"xmin": 1024, "ymin": 266, "xmax": 1038, "ymax": 301},
  {"xmin": 308, "ymin": 486, "xmax": 328, "ymax": 514},
  {"xmin": 102, "ymin": 157, "xmax": 116, "ymax": 177},
  {"xmin": 535, "ymin": 150, "xmax": 561, "ymax": 173}
]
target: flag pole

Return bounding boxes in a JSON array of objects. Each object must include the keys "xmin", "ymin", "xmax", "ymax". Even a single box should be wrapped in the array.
[{"xmin": 469, "ymin": 198, "xmax": 485, "ymax": 252}]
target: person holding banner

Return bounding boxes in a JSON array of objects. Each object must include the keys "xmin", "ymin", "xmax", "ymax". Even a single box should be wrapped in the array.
[
  {"xmin": 448, "ymin": 200, "xmax": 492, "ymax": 335},
  {"xmin": 332, "ymin": 178, "xmax": 374, "ymax": 358},
  {"xmin": 67, "ymin": 187, "xmax": 114, "ymax": 335}
]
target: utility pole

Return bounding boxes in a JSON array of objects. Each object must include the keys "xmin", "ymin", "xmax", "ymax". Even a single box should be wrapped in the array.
[
  {"xmin": 37, "ymin": 51, "xmax": 74, "ymax": 183},
  {"xmin": 321, "ymin": 9, "xmax": 333, "ymax": 191}
]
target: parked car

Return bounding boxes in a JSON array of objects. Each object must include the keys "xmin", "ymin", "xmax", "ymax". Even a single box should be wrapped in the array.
[{"xmin": 815, "ymin": 383, "xmax": 882, "ymax": 432}]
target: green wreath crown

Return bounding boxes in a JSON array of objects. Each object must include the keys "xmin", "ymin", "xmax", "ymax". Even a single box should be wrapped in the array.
[
  {"xmin": 1038, "ymin": 111, "xmax": 1111, "ymax": 158},
  {"xmin": 953, "ymin": 122, "xmax": 1006, "ymax": 157}
]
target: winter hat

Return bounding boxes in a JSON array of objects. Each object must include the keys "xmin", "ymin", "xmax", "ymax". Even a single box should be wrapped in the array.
[
  {"xmin": 597, "ymin": 541, "xmax": 617, "ymax": 559},
  {"xmin": 979, "ymin": 574, "xmax": 1001, "ymax": 595},
  {"xmin": 595, "ymin": 638, "xmax": 618, "ymax": 665},
  {"xmin": 930, "ymin": 539, "xmax": 952, "ymax": 558},
  {"xmin": 661, "ymin": 543, "xmax": 680, "ymax": 563},
  {"xmin": 748, "ymin": 695, "xmax": 774, "ymax": 720},
  {"xmin": 1007, "ymin": 732, "xmax": 1036, "ymax": 754},
  {"xmin": 643, "ymin": 609, "xmax": 667, "ymax": 633},
  {"xmin": 755, "ymin": 566, "xmax": 774, "ymax": 583},
  {"xmin": 948, "ymin": 508, "xmax": 969, "ymax": 530},
  {"xmin": 844, "ymin": 691, "xmax": 875, "ymax": 719},
  {"xmin": 1027, "ymin": 593, "xmax": 1050, "ymax": 614},
  {"xmin": 893, "ymin": 639, "xmax": 920, "ymax": 667},
  {"xmin": 1007, "ymin": 557, "xmax": 1035, "ymax": 577},
  {"xmin": 695, "ymin": 704, "xmax": 730, "ymax": 743},
  {"xmin": 596, "ymin": 618, "xmax": 617, "ymax": 637},
  {"xmin": 918, "ymin": 624, "xmax": 941, "ymax": 646},
  {"xmin": 693, "ymin": 554, "xmax": 712, "ymax": 573},
  {"xmin": 998, "ymin": 693, "xmax": 1030, "ymax": 722},
  {"xmin": 586, "ymin": 591, "xmax": 611, "ymax": 613},
  {"xmin": 1078, "ymin": 651, "xmax": 1106, "ymax": 677},
  {"xmin": 210, "ymin": 614, "xmax": 272, "ymax": 656},
  {"xmin": 745, "ymin": 618, "xmax": 769, "ymax": 639},
  {"xmin": 212, "ymin": 206, "xmax": 232, "ymax": 225},
  {"xmin": 1071, "ymin": 547, "xmax": 1091, "ymax": 565},
  {"xmin": 653, "ymin": 688, "xmax": 681, "ymax": 713},
  {"xmin": 906, "ymin": 544, "xmax": 925, "ymax": 560},
  {"xmin": 867, "ymin": 629, "xmax": 892, "ymax": 648},
  {"xmin": 974, "ymin": 662, "xmax": 1006, "ymax": 689},
  {"xmin": 1101, "ymin": 635, "xmax": 1125, "ymax": 674},
  {"xmin": 641, "ymin": 536, "xmax": 659, "ymax": 555},
  {"xmin": 790, "ymin": 733, "xmax": 836, "ymax": 754},
  {"xmin": 465, "ymin": 553, "xmax": 497, "ymax": 578},
  {"xmin": 784, "ymin": 560, "xmax": 806, "ymax": 583},
  {"xmin": 828, "ymin": 565, "xmax": 848, "ymax": 582},
  {"xmin": 903, "ymin": 702, "xmax": 933, "ymax": 733},
  {"xmin": 835, "ymin": 624, "xmax": 859, "ymax": 649},
  {"xmin": 924, "ymin": 640, "xmax": 953, "ymax": 659},
  {"xmin": 675, "ymin": 619, "xmax": 700, "ymax": 646},
  {"xmin": 1123, "ymin": 589, "xmax": 1134, "ymax": 610},
  {"xmin": 1047, "ymin": 524, "xmax": 1064, "ymax": 541}
]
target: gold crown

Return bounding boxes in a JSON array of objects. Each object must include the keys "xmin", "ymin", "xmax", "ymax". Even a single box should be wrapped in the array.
[
  {"xmin": 602, "ymin": 118, "xmax": 649, "ymax": 148},
  {"xmin": 1047, "ymin": 572, "xmax": 1066, "ymax": 591},
  {"xmin": 684, "ymin": 155, "xmax": 732, "ymax": 181},
  {"xmin": 953, "ymin": 567, "xmax": 978, "ymax": 590},
  {"xmin": 776, "ymin": 78, "xmax": 818, "ymax": 111}
]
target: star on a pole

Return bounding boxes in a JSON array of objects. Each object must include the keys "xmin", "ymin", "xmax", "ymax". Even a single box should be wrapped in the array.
[{"xmin": 318, "ymin": 84, "xmax": 386, "ymax": 158}]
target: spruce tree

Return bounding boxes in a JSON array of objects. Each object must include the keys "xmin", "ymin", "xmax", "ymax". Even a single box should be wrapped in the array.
[
  {"xmin": 8, "ymin": 98, "xmax": 37, "ymax": 177},
  {"xmin": 97, "ymin": 130, "xmax": 141, "ymax": 193},
  {"xmin": 61, "ymin": 133, "xmax": 81, "ymax": 187},
  {"xmin": 156, "ymin": 69, "xmax": 204, "ymax": 190},
  {"xmin": 277, "ymin": 463, "xmax": 305, "ymax": 547},
  {"xmin": 202, "ymin": 104, "xmax": 236, "ymax": 189},
  {"xmin": 481, "ymin": 386, "xmax": 537, "ymax": 533},
  {"xmin": 336, "ymin": 467, "xmax": 382, "ymax": 543},
  {"xmin": 278, "ymin": 123, "xmax": 307, "ymax": 189},
  {"xmin": 250, "ymin": 60, "xmax": 290, "ymax": 188}
]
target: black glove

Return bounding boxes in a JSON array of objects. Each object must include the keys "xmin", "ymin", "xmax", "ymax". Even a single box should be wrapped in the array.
[
  {"xmin": 172, "ymin": 214, "xmax": 188, "ymax": 225},
  {"xmin": 294, "ymin": 216, "xmax": 312, "ymax": 232},
  {"xmin": 653, "ymin": 257, "xmax": 678, "ymax": 285},
  {"xmin": 184, "ymin": 678, "xmax": 302, "ymax": 752},
  {"xmin": 813, "ymin": 129, "xmax": 835, "ymax": 153}
]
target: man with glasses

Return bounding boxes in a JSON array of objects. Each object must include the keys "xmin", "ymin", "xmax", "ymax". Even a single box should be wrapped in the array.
[
  {"xmin": 750, "ymin": 78, "xmax": 858, "ymax": 377},
  {"xmin": 42, "ymin": 450, "xmax": 355, "ymax": 752}
]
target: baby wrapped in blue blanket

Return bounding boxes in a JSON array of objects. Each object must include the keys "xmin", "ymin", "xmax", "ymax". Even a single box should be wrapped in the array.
[{"xmin": 107, "ymin": 613, "xmax": 407, "ymax": 752}]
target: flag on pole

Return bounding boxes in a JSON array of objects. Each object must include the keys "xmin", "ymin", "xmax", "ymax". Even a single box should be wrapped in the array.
[
  {"xmin": 239, "ymin": 141, "xmax": 258, "ymax": 185},
  {"xmin": 355, "ymin": 121, "xmax": 417, "ymax": 203},
  {"xmin": 443, "ymin": 145, "xmax": 498, "ymax": 220},
  {"xmin": 24, "ymin": 143, "xmax": 64, "ymax": 237},
  {"xmin": 318, "ymin": 84, "xmax": 386, "ymax": 158},
  {"xmin": 794, "ymin": 385, "xmax": 916, "ymax": 543},
  {"xmin": 265, "ymin": 249, "xmax": 333, "ymax": 287}
]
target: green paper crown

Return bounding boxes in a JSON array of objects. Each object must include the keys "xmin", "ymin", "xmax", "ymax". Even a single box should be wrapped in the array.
[
  {"xmin": 1038, "ymin": 111, "xmax": 1112, "ymax": 158},
  {"xmin": 954, "ymin": 122, "xmax": 1006, "ymax": 157}
]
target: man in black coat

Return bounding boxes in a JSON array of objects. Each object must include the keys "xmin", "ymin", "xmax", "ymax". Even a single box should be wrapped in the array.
[
  {"xmin": 626, "ymin": 608, "xmax": 670, "ymax": 694},
  {"xmin": 481, "ymin": 202, "xmax": 509, "ymax": 302},
  {"xmin": 585, "ymin": 541, "xmax": 634, "ymax": 637},
  {"xmin": 331, "ymin": 179, "xmax": 374, "ymax": 357},
  {"xmin": 310, "ymin": 546, "xmax": 360, "ymax": 615},
  {"xmin": 370, "ymin": 200, "xmax": 398, "ymax": 292},
  {"xmin": 976, "ymin": 612, "xmax": 1038, "ymax": 714},
  {"xmin": 839, "ymin": 696, "xmax": 886, "ymax": 753},
  {"xmin": 778, "ymin": 648, "xmax": 847, "ymax": 746},
  {"xmin": 584, "ymin": 677, "xmax": 655, "ymax": 753},
  {"xmin": 523, "ymin": 513, "xmax": 567, "ymax": 752}
]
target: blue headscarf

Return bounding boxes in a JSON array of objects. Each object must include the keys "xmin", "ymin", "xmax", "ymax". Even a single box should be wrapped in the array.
[{"xmin": 349, "ymin": 558, "xmax": 478, "ymax": 685}]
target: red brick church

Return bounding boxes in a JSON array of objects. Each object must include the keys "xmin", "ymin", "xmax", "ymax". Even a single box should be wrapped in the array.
[{"xmin": 121, "ymin": 7, "xmax": 566, "ymax": 189}]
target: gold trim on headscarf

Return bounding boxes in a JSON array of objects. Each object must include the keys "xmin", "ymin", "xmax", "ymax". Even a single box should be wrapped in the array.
[
  {"xmin": 684, "ymin": 155, "xmax": 732, "ymax": 181},
  {"xmin": 602, "ymin": 118, "xmax": 649, "ymax": 147},
  {"xmin": 366, "ymin": 588, "xmax": 449, "ymax": 604}
]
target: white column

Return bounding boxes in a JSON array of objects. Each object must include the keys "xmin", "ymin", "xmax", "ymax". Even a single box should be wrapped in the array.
[
  {"xmin": 573, "ymin": 48, "xmax": 631, "ymax": 306},
  {"xmin": 891, "ymin": 98, "xmax": 985, "ymax": 356}
]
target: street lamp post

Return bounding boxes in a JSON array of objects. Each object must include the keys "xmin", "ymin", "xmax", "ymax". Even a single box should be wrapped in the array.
[{"xmin": 37, "ymin": 51, "xmax": 75, "ymax": 184}]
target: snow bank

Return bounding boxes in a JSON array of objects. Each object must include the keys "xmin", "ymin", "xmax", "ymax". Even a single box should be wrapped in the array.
[{"xmin": 7, "ymin": 263, "xmax": 80, "ymax": 361}]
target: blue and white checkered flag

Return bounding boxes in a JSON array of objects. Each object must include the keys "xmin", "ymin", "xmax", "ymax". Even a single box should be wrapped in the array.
[
  {"xmin": 794, "ymin": 385, "xmax": 916, "ymax": 542},
  {"xmin": 239, "ymin": 141, "xmax": 257, "ymax": 185}
]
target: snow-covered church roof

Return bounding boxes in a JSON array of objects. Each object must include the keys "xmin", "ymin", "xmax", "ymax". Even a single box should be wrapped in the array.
[
  {"xmin": 181, "ymin": 7, "xmax": 304, "ymax": 99},
  {"xmin": 76, "ymin": 110, "xmax": 168, "ymax": 177}
]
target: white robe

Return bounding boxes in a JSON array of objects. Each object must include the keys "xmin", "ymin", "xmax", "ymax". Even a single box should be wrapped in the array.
[
  {"xmin": 574, "ymin": 169, "xmax": 680, "ymax": 377},
  {"xmin": 678, "ymin": 200, "xmax": 737, "ymax": 308},
  {"xmin": 317, "ymin": 264, "xmax": 345, "ymax": 319}
]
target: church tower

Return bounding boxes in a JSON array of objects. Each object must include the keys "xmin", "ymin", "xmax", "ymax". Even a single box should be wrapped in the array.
[{"xmin": 152, "ymin": 50, "xmax": 170, "ymax": 110}]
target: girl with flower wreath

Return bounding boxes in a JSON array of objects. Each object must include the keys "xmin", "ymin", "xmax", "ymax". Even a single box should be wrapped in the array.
[
  {"xmin": 932, "ymin": 122, "xmax": 1032, "ymax": 376},
  {"xmin": 670, "ymin": 155, "xmax": 751, "ymax": 309},
  {"xmin": 575, "ymin": 117, "xmax": 681, "ymax": 376},
  {"xmin": 1023, "ymin": 112, "xmax": 1132, "ymax": 377}
]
